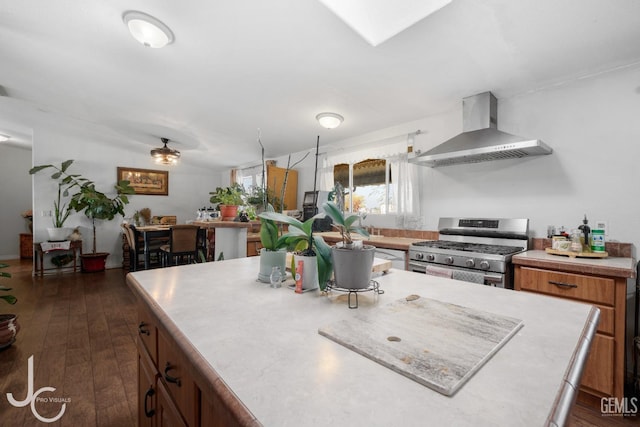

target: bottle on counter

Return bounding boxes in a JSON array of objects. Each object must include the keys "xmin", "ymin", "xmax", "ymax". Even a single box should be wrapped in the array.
[{"xmin": 591, "ymin": 229, "xmax": 606, "ymax": 253}]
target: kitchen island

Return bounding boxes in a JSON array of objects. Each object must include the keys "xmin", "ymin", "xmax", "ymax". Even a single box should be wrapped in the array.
[{"xmin": 127, "ymin": 257, "xmax": 599, "ymax": 426}]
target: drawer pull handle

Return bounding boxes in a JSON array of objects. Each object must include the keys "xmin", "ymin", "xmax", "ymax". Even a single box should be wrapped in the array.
[
  {"xmin": 144, "ymin": 386, "xmax": 155, "ymax": 417},
  {"xmin": 164, "ymin": 362, "xmax": 182, "ymax": 387},
  {"xmin": 138, "ymin": 322, "xmax": 150, "ymax": 336},
  {"xmin": 549, "ymin": 280, "xmax": 578, "ymax": 289}
]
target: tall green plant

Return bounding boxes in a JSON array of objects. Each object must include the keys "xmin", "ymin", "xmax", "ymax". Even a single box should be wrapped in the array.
[
  {"xmin": 0, "ymin": 263, "xmax": 17, "ymax": 305},
  {"xmin": 29, "ymin": 160, "xmax": 135, "ymax": 254},
  {"xmin": 258, "ymin": 211, "xmax": 333, "ymax": 290},
  {"xmin": 29, "ymin": 159, "xmax": 74, "ymax": 227}
]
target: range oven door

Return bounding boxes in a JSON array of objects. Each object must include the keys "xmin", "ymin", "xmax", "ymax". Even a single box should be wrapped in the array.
[{"xmin": 408, "ymin": 261, "xmax": 507, "ymax": 288}]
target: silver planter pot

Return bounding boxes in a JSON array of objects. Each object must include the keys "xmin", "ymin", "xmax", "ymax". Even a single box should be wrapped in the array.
[{"xmin": 331, "ymin": 245, "xmax": 376, "ymax": 289}]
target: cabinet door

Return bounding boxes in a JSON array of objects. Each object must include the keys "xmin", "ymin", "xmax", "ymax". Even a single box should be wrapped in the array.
[
  {"xmin": 158, "ymin": 330, "xmax": 197, "ymax": 426},
  {"xmin": 138, "ymin": 346, "xmax": 158, "ymax": 427},
  {"xmin": 157, "ymin": 381, "xmax": 188, "ymax": 427},
  {"xmin": 581, "ymin": 333, "xmax": 615, "ymax": 397},
  {"xmin": 267, "ymin": 165, "xmax": 298, "ymax": 211},
  {"xmin": 138, "ymin": 305, "xmax": 158, "ymax": 365}
]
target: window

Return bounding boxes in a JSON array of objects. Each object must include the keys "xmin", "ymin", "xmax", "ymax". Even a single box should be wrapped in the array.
[{"xmin": 334, "ymin": 158, "xmax": 392, "ymax": 214}]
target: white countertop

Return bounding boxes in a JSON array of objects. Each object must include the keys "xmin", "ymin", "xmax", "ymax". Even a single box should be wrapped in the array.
[{"xmin": 128, "ymin": 257, "xmax": 597, "ymax": 427}]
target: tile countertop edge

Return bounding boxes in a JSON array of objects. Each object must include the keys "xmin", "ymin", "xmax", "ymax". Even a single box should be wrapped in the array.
[
  {"xmin": 125, "ymin": 273, "xmax": 262, "ymax": 427},
  {"xmin": 513, "ymin": 250, "xmax": 636, "ymax": 279}
]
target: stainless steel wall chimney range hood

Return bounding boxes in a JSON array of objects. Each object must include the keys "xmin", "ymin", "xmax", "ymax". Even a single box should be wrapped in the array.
[{"xmin": 409, "ymin": 92, "xmax": 552, "ymax": 167}]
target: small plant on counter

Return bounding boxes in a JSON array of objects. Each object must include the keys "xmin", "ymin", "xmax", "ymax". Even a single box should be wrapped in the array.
[
  {"xmin": 322, "ymin": 201, "xmax": 369, "ymax": 248},
  {"xmin": 209, "ymin": 184, "xmax": 246, "ymax": 206},
  {"xmin": 258, "ymin": 210, "xmax": 333, "ymax": 290}
]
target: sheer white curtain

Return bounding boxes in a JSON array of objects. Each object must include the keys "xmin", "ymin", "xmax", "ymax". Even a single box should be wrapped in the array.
[{"xmin": 390, "ymin": 152, "xmax": 422, "ymax": 229}]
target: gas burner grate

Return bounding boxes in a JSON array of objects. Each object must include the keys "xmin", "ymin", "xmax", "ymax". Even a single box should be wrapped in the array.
[{"xmin": 412, "ymin": 241, "xmax": 524, "ymax": 255}]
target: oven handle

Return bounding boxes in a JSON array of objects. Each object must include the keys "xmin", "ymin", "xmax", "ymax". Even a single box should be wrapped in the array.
[{"xmin": 408, "ymin": 261, "xmax": 427, "ymax": 273}]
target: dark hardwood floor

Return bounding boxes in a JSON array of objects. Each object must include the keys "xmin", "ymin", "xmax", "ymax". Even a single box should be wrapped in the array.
[
  {"xmin": 0, "ymin": 259, "xmax": 137, "ymax": 427},
  {"xmin": 0, "ymin": 258, "xmax": 637, "ymax": 426}
]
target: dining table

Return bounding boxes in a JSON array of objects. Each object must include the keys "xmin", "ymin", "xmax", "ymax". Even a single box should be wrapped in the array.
[{"xmin": 133, "ymin": 225, "xmax": 172, "ymax": 269}]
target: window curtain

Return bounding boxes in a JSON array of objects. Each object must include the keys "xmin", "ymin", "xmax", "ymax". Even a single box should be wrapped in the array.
[{"xmin": 389, "ymin": 152, "xmax": 422, "ymax": 229}]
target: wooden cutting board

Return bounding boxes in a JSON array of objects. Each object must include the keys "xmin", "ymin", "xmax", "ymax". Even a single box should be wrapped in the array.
[{"xmin": 318, "ymin": 295, "xmax": 523, "ymax": 396}]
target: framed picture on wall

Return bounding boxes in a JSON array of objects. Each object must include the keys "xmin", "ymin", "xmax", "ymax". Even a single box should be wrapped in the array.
[{"xmin": 117, "ymin": 167, "xmax": 168, "ymax": 196}]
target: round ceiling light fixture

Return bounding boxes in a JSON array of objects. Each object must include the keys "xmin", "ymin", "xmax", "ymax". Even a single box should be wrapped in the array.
[
  {"xmin": 316, "ymin": 112, "xmax": 344, "ymax": 129},
  {"xmin": 0, "ymin": 134, "xmax": 9, "ymax": 142},
  {"xmin": 123, "ymin": 11, "xmax": 174, "ymax": 48},
  {"xmin": 151, "ymin": 138, "xmax": 181, "ymax": 165}
]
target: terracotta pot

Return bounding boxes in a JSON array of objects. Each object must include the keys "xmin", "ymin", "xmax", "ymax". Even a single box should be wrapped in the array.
[
  {"xmin": 81, "ymin": 252, "xmax": 109, "ymax": 273},
  {"xmin": 0, "ymin": 314, "xmax": 20, "ymax": 349},
  {"xmin": 219, "ymin": 205, "xmax": 238, "ymax": 221}
]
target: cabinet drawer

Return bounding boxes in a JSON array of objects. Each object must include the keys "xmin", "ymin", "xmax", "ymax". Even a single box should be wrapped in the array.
[
  {"xmin": 138, "ymin": 305, "xmax": 158, "ymax": 364},
  {"xmin": 158, "ymin": 330, "xmax": 197, "ymax": 427},
  {"xmin": 595, "ymin": 304, "xmax": 615, "ymax": 336},
  {"xmin": 518, "ymin": 267, "xmax": 615, "ymax": 306},
  {"xmin": 581, "ymin": 333, "xmax": 615, "ymax": 397}
]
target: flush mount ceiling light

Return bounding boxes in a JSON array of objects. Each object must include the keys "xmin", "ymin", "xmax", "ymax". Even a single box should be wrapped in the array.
[
  {"xmin": 123, "ymin": 11, "xmax": 174, "ymax": 48},
  {"xmin": 151, "ymin": 138, "xmax": 181, "ymax": 165},
  {"xmin": 0, "ymin": 134, "xmax": 9, "ymax": 142},
  {"xmin": 316, "ymin": 112, "xmax": 344, "ymax": 129}
]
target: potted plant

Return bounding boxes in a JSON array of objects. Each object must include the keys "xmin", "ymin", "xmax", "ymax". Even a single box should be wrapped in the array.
[
  {"xmin": 29, "ymin": 160, "xmax": 135, "ymax": 272},
  {"xmin": 0, "ymin": 263, "xmax": 20, "ymax": 349},
  {"xmin": 256, "ymin": 205, "xmax": 288, "ymax": 283},
  {"xmin": 322, "ymin": 201, "xmax": 374, "ymax": 289},
  {"xmin": 29, "ymin": 160, "xmax": 75, "ymax": 241},
  {"xmin": 209, "ymin": 183, "xmax": 245, "ymax": 220},
  {"xmin": 258, "ymin": 211, "xmax": 333, "ymax": 291}
]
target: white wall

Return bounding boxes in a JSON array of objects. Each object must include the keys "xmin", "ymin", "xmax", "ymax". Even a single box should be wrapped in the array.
[
  {"xmin": 22, "ymin": 112, "xmax": 222, "ymax": 269},
  {"xmin": 0, "ymin": 144, "xmax": 32, "ymax": 259},
  {"xmin": 296, "ymin": 64, "xmax": 640, "ymax": 252}
]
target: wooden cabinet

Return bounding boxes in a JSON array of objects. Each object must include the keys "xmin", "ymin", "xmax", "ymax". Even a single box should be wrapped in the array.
[
  {"xmin": 134, "ymin": 299, "xmax": 258, "ymax": 426},
  {"xmin": 246, "ymin": 240, "xmax": 263, "ymax": 257},
  {"xmin": 266, "ymin": 165, "xmax": 298, "ymax": 211},
  {"xmin": 20, "ymin": 233, "xmax": 33, "ymax": 259},
  {"xmin": 514, "ymin": 265, "xmax": 627, "ymax": 400}
]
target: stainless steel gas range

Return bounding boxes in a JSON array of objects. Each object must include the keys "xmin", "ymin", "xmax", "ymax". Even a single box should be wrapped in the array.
[{"xmin": 408, "ymin": 218, "xmax": 529, "ymax": 289}]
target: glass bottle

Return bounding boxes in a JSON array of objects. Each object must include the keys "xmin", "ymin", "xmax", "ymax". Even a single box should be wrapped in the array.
[{"xmin": 270, "ymin": 266, "xmax": 282, "ymax": 288}]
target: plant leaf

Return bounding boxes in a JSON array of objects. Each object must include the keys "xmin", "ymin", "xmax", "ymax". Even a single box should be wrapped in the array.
[{"xmin": 0, "ymin": 295, "xmax": 17, "ymax": 305}]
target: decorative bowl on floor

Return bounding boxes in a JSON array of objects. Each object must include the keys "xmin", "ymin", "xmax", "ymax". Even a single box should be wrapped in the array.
[{"xmin": 0, "ymin": 314, "xmax": 20, "ymax": 349}]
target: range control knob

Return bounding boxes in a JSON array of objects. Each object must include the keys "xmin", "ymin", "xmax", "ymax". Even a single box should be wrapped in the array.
[
  {"xmin": 415, "ymin": 253, "xmax": 424, "ymax": 260},
  {"xmin": 465, "ymin": 259, "xmax": 475, "ymax": 267},
  {"xmin": 426, "ymin": 254, "xmax": 435, "ymax": 262},
  {"xmin": 479, "ymin": 260, "xmax": 490, "ymax": 270},
  {"xmin": 445, "ymin": 256, "xmax": 454, "ymax": 265}
]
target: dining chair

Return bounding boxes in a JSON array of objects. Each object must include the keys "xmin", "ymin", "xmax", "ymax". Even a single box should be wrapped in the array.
[
  {"xmin": 125, "ymin": 224, "xmax": 164, "ymax": 270},
  {"xmin": 122, "ymin": 223, "xmax": 143, "ymax": 271},
  {"xmin": 160, "ymin": 225, "xmax": 201, "ymax": 266}
]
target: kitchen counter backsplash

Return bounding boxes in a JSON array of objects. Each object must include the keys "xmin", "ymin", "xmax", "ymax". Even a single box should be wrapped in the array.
[{"xmin": 531, "ymin": 238, "xmax": 633, "ymax": 258}]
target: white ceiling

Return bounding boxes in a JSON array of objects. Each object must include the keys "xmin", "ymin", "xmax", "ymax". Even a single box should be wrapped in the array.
[{"xmin": 1, "ymin": 0, "xmax": 640, "ymax": 169}]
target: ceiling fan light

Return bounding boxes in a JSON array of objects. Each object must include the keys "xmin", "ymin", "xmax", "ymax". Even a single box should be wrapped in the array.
[
  {"xmin": 316, "ymin": 112, "xmax": 344, "ymax": 129},
  {"xmin": 150, "ymin": 138, "xmax": 181, "ymax": 165},
  {"xmin": 123, "ymin": 11, "xmax": 174, "ymax": 48}
]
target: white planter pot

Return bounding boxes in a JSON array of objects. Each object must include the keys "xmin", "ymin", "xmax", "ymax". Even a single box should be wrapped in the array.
[
  {"xmin": 291, "ymin": 254, "xmax": 319, "ymax": 291},
  {"xmin": 258, "ymin": 248, "xmax": 287, "ymax": 283},
  {"xmin": 47, "ymin": 227, "xmax": 72, "ymax": 241}
]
